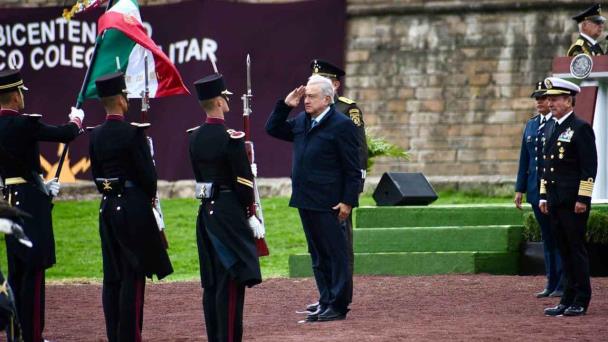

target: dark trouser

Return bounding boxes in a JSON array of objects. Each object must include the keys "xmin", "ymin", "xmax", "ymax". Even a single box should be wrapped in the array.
[
  {"xmin": 299, "ymin": 209, "xmax": 350, "ymax": 313},
  {"xmin": 549, "ymin": 203, "xmax": 591, "ymax": 308},
  {"xmin": 343, "ymin": 214, "xmax": 354, "ymax": 305},
  {"xmin": 531, "ymin": 204, "xmax": 563, "ymax": 292},
  {"xmin": 202, "ymin": 242, "xmax": 246, "ymax": 342},
  {"xmin": 102, "ymin": 251, "xmax": 146, "ymax": 342},
  {"xmin": 6, "ymin": 253, "xmax": 44, "ymax": 342}
]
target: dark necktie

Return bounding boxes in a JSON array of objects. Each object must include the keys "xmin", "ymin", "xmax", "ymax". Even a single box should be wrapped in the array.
[
  {"xmin": 311, "ymin": 120, "xmax": 318, "ymax": 129},
  {"xmin": 538, "ymin": 116, "xmax": 547, "ymax": 132}
]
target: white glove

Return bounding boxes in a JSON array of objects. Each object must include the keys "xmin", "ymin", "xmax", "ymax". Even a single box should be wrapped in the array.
[
  {"xmin": 0, "ymin": 218, "xmax": 13, "ymax": 234},
  {"xmin": 361, "ymin": 169, "xmax": 367, "ymax": 179},
  {"xmin": 45, "ymin": 178, "xmax": 61, "ymax": 197},
  {"xmin": 69, "ymin": 106, "xmax": 85, "ymax": 123},
  {"xmin": 247, "ymin": 215, "xmax": 265, "ymax": 239},
  {"xmin": 251, "ymin": 163, "xmax": 258, "ymax": 178}
]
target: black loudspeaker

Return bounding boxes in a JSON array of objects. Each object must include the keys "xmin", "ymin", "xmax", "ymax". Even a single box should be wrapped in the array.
[{"xmin": 373, "ymin": 172, "xmax": 438, "ymax": 206}]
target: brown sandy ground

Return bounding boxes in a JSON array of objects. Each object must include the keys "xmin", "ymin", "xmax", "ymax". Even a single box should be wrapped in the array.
[{"xmin": 39, "ymin": 275, "xmax": 608, "ymax": 341}]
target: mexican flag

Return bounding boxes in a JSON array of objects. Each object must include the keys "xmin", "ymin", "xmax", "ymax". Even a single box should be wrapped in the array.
[{"xmin": 81, "ymin": 0, "xmax": 189, "ymax": 101}]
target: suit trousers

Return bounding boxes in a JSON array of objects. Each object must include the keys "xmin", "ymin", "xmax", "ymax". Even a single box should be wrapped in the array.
[
  {"xmin": 531, "ymin": 204, "xmax": 563, "ymax": 292},
  {"xmin": 549, "ymin": 203, "xmax": 591, "ymax": 308},
  {"xmin": 299, "ymin": 209, "xmax": 350, "ymax": 312},
  {"xmin": 6, "ymin": 253, "xmax": 44, "ymax": 342},
  {"xmin": 342, "ymin": 214, "xmax": 354, "ymax": 305}
]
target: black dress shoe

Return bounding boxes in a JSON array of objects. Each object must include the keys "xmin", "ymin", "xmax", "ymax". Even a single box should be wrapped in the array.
[
  {"xmin": 549, "ymin": 290, "xmax": 563, "ymax": 298},
  {"xmin": 536, "ymin": 289, "xmax": 551, "ymax": 298},
  {"xmin": 544, "ymin": 304, "xmax": 568, "ymax": 316},
  {"xmin": 317, "ymin": 307, "xmax": 348, "ymax": 322},
  {"xmin": 563, "ymin": 305, "xmax": 586, "ymax": 316},
  {"xmin": 305, "ymin": 305, "xmax": 326, "ymax": 322}
]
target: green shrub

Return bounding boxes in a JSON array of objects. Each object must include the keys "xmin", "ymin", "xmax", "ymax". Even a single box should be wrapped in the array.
[
  {"xmin": 523, "ymin": 210, "xmax": 608, "ymax": 244},
  {"xmin": 366, "ymin": 134, "xmax": 409, "ymax": 172}
]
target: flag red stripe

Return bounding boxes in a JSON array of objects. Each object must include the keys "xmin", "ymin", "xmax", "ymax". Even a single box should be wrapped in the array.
[{"xmin": 98, "ymin": 11, "xmax": 190, "ymax": 97}]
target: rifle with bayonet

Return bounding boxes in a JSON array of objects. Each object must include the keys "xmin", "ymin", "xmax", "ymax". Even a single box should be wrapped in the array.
[
  {"xmin": 242, "ymin": 54, "xmax": 269, "ymax": 257},
  {"xmin": 141, "ymin": 53, "xmax": 169, "ymax": 249}
]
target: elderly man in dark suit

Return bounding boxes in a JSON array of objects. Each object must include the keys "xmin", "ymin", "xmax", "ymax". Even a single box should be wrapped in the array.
[
  {"xmin": 514, "ymin": 81, "xmax": 563, "ymax": 298},
  {"xmin": 266, "ymin": 75, "xmax": 360, "ymax": 322}
]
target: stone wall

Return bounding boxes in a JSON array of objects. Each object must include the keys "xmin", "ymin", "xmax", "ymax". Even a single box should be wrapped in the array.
[{"xmin": 2, "ymin": 0, "xmax": 594, "ymax": 180}]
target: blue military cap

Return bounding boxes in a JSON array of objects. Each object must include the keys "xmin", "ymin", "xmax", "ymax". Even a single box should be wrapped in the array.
[
  {"xmin": 530, "ymin": 80, "xmax": 548, "ymax": 98},
  {"xmin": 572, "ymin": 4, "xmax": 606, "ymax": 24}
]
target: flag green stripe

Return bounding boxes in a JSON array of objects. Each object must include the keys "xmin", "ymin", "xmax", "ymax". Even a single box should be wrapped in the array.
[{"xmin": 81, "ymin": 29, "xmax": 136, "ymax": 100}]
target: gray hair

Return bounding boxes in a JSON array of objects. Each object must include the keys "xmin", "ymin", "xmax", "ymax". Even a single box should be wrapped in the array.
[{"xmin": 307, "ymin": 74, "xmax": 335, "ymax": 104}]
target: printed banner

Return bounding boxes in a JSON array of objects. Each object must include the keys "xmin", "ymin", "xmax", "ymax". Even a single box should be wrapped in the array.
[{"xmin": 0, "ymin": 0, "xmax": 346, "ymax": 180}]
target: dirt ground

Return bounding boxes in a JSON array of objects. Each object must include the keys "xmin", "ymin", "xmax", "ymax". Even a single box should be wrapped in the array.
[{"xmin": 38, "ymin": 275, "xmax": 607, "ymax": 341}]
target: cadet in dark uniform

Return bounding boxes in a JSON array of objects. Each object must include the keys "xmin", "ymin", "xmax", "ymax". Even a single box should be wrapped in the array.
[
  {"xmin": 514, "ymin": 81, "xmax": 563, "ymax": 298},
  {"xmin": 188, "ymin": 73, "xmax": 262, "ymax": 341},
  {"xmin": 88, "ymin": 72, "xmax": 173, "ymax": 341},
  {"xmin": 0, "ymin": 69, "xmax": 84, "ymax": 342},
  {"xmin": 305, "ymin": 59, "xmax": 367, "ymax": 314},
  {"xmin": 539, "ymin": 77, "xmax": 597, "ymax": 317},
  {"xmin": 567, "ymin": 4, "xmax": 605, "ymax": 56}
]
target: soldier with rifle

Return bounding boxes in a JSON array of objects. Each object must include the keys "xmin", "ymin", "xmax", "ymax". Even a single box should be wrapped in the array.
[{"xmin": 187, "ymin": 71, "xmax": 263, "ymax": 341}]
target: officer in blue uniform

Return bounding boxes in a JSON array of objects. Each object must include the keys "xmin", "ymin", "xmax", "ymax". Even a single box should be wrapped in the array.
[
  {"xmin": 266, "ymin": 75, "xmax": 360, "ymax": 322},
  {"xmin": 89, "ymin": 72, "xmax": 173, "ymax": 341},
  {"xmin": 188, "ymin": 73, "xmax": 262, "ymax": 341},
  {"xmin": 514, "ymin": 81, "xmax": 563, "ymax": 298},
  {"xmin": 540, "ymin": 77, "xmax": 597, "ymax": 317},
  {"xmin": 0, "ymin": 68, "xmax": 84, "ymax": 342}
]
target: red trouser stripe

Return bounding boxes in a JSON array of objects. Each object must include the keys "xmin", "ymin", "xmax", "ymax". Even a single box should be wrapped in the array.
[
  {"xmin": 227, "ymin": 279, "xmax": 237, "ymax": 342},
  {"xmin": 33, "ymin": 270, "xmax": 43, "ymax": 341},
  {"xmin": 134, "ymin": 278, "xmax": 143, "ymax": 342}
]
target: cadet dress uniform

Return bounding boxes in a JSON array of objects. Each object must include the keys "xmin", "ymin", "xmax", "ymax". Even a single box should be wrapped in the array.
[
  {"xmin": 188, "ymin": 74, "xmax": 261, "ymax": 342},
  {"xmin": 540, "ymin": 78, "xmax": 597, "ymax": 317},
  {"xmin": 514, "ymin": 81, "xmax": 563, "ymax": 297},
  {"xmin": 88, "ymin": 72, "xmax": 173, "ymax": 341},
  {"xmin": 0, "ymin": 69, "xmax": 83, "ymax": 342},
  {"xmin": 567, "ymin": 4, "xmax": 606, "ymax": 56},
  {"xmin": 310, "ymin": 59, "xmax": 367, "ymax": 310}
]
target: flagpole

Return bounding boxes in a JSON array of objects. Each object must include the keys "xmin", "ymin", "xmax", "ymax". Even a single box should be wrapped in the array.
[{"xmin": 54, "ymin": 0, "xmax": 115, "ymax": 180}]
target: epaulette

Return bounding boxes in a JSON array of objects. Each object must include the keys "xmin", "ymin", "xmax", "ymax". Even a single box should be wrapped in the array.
[
  {"xmin": 338, "ymin": 96, "xmax": 356, "ymax": 105},
  {"xmin": 130, "ymin": 122, "xmax": 151, "ymax": 129},
  {"xmin": 86, "ymin": 125, "xmax": 99, "ymax": 132},
  {"xmin": 228, "ymin": 129, "xmax": 245, "ymax": 139},
  {"xmin": 568, "ymin": 39, "xmax": 587, "ymax": 56},
  {"xmin": 528, "ymin": 114, "xmax": 540, "ymax": 122},
  {"xmin": 186, "ymin": 126, "xmax": 199, "ymax": 134}
]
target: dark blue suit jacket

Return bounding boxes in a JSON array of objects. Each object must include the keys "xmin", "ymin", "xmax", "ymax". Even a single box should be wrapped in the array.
[
  {"xmin": 515, "ymin": 114, "xmax": 554, "ymax": 205},
  {"xmin": 265, "ymin": 100, "xmax": 360, "ymax": 211}
]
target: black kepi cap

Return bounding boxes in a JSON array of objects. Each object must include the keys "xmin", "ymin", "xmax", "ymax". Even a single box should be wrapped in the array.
[
  {"xmin": 194, "ymin": 73, "xmax": 233, "ymax": 101},
  {"xmin": 95, "ymin": 72, "xmax": 128, "ymax": 98},
  {"xmin": 310, "ymin": 59, "xmax": 345, "ymax": 79},
  {"xmin": 0, "ymin": 69, "xmax": 28, "ymax": 94},
  {"xmin": 572, "ymin": 4, "xmax": 606, "ymax": 24},
  {"xmin": 530, "ymin": 80, "xmax": 548, "ymax": 98}
]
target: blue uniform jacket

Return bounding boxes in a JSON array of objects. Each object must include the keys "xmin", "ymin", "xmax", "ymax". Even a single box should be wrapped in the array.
[
  {"xmin": 515, "ymin": 114, "xmax": 553, "ymax": 205},
  {"xmin": 265, "ymin": 100, "xmax": 360, "ymax": 211}
]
